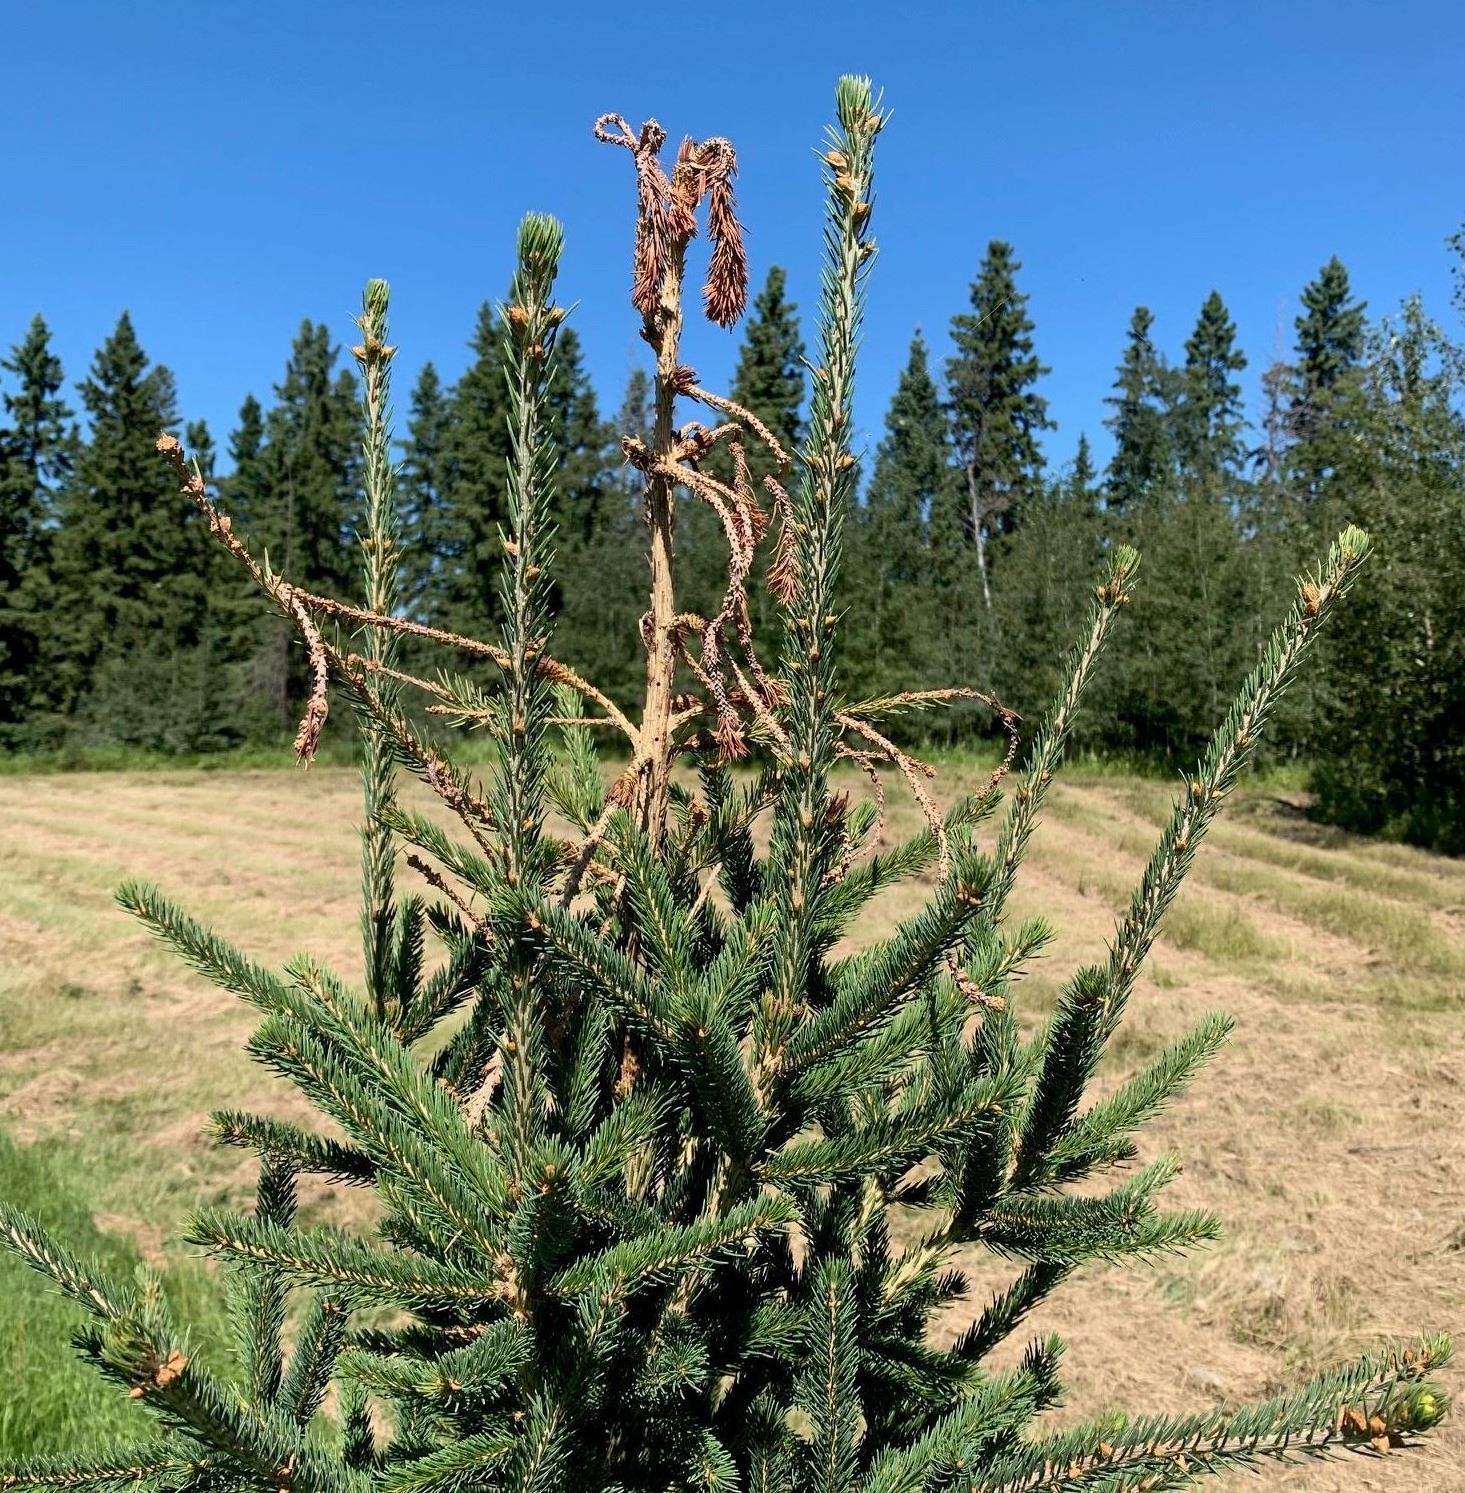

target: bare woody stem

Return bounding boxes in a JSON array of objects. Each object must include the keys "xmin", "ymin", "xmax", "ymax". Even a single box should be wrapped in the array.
[
  {"xmin": 633, "ymin": 239, "xmax": 689, "ymax": 846},
  {"xmin": 596, "ymin": 113, "xmax": 749, "ymax": 848}
]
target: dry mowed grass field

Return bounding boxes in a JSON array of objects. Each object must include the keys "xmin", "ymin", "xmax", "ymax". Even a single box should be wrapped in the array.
[{"xmin": 0, "ymin": 763, "xmax": 1461, "ymax": 1488}]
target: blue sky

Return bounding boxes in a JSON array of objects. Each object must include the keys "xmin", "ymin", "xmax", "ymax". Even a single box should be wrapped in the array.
[{"xmin": 3, "ymin": 1, "xmax": 1461, "ymax": 473}]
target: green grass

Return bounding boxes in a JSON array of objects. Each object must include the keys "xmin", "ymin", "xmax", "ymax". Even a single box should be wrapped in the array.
[{"xmin": 0, "ymin": 1125, "xmax": 231, "ymax": 1459}]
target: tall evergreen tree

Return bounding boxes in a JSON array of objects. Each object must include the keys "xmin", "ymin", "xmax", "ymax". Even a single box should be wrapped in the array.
[
  {"xmin": 45, "ymin": 315, "xmax": 230, "ymax": 747},
  {"xmin": 709, "ymin": 265, "xmax": 805, "ymax": 493},
  {"xmin": 50, "ymin": 315, "xmax": 185, "ymax": 710},
  {"xmin": 990, "ymin": 461, "xmax": 1103, "ymax": 730},
  {"xmin": 1312, "ymin": 297, "xmax": 1465, "ymax": 849},
  {"xmin": 221, "ymin": 395, "xmax": 268, "ymax": 529},
  {"xmin": 1068, "ymin": 430, "xmax": 1099, "ymax": 506},
  {"xmin": 1177, "ymin": 290, "xmax": 1248, "ymax": 490},
  {"xmin": 1288, "ymin": 256, "xmax": 1367, "ymax": 496},
  {"xmin": 546, "ymin": 326, "xmax": 615, "ymax": 548},
  {"xmin": 1103, "ymin": 305, "xmax": 1174, "ymax": 512},
  {"xmin": 436, "ymin": 301, "xmax": 511, "ymax": 635},
  {"xmin": 398, "ymin": 361, "xmax": 452, "ymax": 620},
  {"xmin": 228, "ymin": 323, "xmax": 360, "ymax": 735},
  {"xmin": 0, "ymin": 316, "xmax": 72, "ymax": 740},
  {"xmin": 945, "ymin": 240, "xmax": 1052, "ymax": 608},
  {"xmin": 249, "ymin": 321, "xmax": 361, "ymax": 594},
  {"xmin": 845, "ymin": 332, "xmax": 951, "ymax": 696}
]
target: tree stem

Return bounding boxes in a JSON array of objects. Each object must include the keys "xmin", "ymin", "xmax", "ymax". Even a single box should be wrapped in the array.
[{"xmin": 633, "ymin": 241, "xmax": 688, "ymax": 846}]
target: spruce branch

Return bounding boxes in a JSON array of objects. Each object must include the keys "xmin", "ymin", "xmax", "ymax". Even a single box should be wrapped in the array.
[
  {"xmin": 352, "ymin": 277, "xmax": 402, "ymax": 1026},
  {"xmin": 980, "ymin": 1337, "xmax": 1451, "ymax": 1490},
  {"xmin": 85, "ymin": 1318, "xmax": 345, "ymax": 1493},
  {"xmin": 233, "ymin": 1153, "xmax": 296, "ymax": 1406},
  {"xmin": 0, "ymin": 1445, "xmax": 210, "ymax": 1493},
  {"xmin": 797, "ymin": 1257, "xmax": 862, "ymax": 1493},
  {"xmin": 550, "ymin": 1195, "xmax": 797, "ymax": 1300},
  {"xmin": 185, "ymin": 1210, "xmax": 506, "ymax": 1311},
  {"xmin": 0, "ymin": 1203, "xmax": 137, "ymax": 1321},
  {"xmin": 1015, "ymin": 529, "xmax": 1370, "ymax": 1187},
  {"xmin": 277, "ymin": 1292, "xmax": 351, "ymax": 1425},
  {"xmin": 760, "ymin": 77, "xmax": 887, "ymax": 1082},
  {"xmin": 984, "ymin": 544, "xmax": 1141, "ymax": 933}
]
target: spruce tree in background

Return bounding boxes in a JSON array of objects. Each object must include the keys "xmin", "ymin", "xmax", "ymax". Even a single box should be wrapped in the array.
[
  {"xmin": 1103, "ymin": 295, "xmax": 1255, "ymax": 754},
  {"xmin": 989, "ymin": 448, "xmax": 1103, "ymax": 729},
  {"xmin": 1068, "ymin": 429, "xmax": 1099, "ymax": 506},
  {"xmin": 614, "ymin": 364, "xmax": 654, "ymax": 463},
  {"xmin": 945, "ymin": 240, "xmax": 1051, "ymax": 608},
  {"xmin": 248, "ymin": 321, "xmax": 361, "ymax": 595},
  {"xmin": 49, "ymin": 314, "xmax": 218, "ymax": 744},
  {"xmin": 0, "ymin": 316, "xmax": 72, "ymax": 742},
  {"xmin": 551, "ymin": 365, "xmax": 648, "ymax": 708},
  {"xmin": 435, "ymin": 300, "xmax": 511, "ymax": 635},
  {"xmin": 544, "ymin": 326, "xmax": 615, "ymax": 548},
  {"xmin": 691, "ymin": 264, "xmax": 806, "ymax": 626},
  {"xmin": 0, "ymin": 82, "xmax": 1450, "ymax": 1492},
  {"xmin": 1177, "ymin": 291, "xmax": 1248, "ymax": 491},
  {"xmin": 1104, "ymin": 305, "xmax": 1175, "ymax": 511},
  {"xmin": 220, "ymin": 395, "xmax": 269, "ymax": 542},
  {"xmin": 1287, "ymin": 256, "xmax": 1367, "ymax": 498},
  {"xmin": 1311, "ymin": 297, "xmax": 1465, "ymax": 849},
  {"xmin": 845, "ymin": 332, "xmax": 952, "ymax": 697},
  {"xmin": 398, "ymin": 361, "xmax": 452, "ymax": 621}
]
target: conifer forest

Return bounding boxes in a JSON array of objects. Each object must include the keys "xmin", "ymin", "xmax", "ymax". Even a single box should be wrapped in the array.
[
  {"xmin": 0, "ymin": 32, "xmax": 1462, "ymax": 1493},
  {"xmin": 3, "ymin": 140, "xmax": 1464, "ymax": 850}
]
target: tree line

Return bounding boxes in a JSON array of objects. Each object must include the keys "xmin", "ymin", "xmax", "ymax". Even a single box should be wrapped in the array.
[{"xmin": 2, "ymin": 243, "xmax": 1462, "ymax": 848}]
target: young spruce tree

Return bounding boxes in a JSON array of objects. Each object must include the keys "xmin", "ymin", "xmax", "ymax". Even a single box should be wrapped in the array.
[{"xmin": 0, "ymin": 78, "xmax": 1449, "ymax": 1493}]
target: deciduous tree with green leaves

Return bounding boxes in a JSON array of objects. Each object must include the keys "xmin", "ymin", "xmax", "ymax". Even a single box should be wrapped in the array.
[{"xmin": 1, "ymin": 79, "xmax": 1448, "ymax": 1493}]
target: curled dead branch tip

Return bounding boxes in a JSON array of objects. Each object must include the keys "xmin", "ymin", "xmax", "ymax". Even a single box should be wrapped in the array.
[
  {"xmin": 829, "ymin": 745, "xmax": 886, "ymax": 883},
  {"xmin": 697, "ymin": 137, "xmax": 748, "ymax": 327},
  {"xmin": 979, "ymin": 704, "xmax": 1022, "ymax": 805},
  {"xmin": 287, "ymin": 588, "xmax": 331, "ymax": 767},
  {"xmin": 688, "ymin": 385, "xmax": 792, "ymax": 474},
  {"xmin": 839, "ymin": 712, "xmax": 949, "ymax": 877},
  {"xmin": 596, "ymin": 113, "xmax": 676, "ymax": 317},
  {"xmin": 596, "ymin": 112, "xmax": 746, "ymax": 328},
  {"xmin": 406, "ymin": 853, "xmax": 493, "ymax": 939},
  {"xmin": 947, "ymin": 958, "xmax": 1006, "ymax": 1014},
  {"xmin": 713, "ymin": 715, "xmax": 749, "ymax": 764}
]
